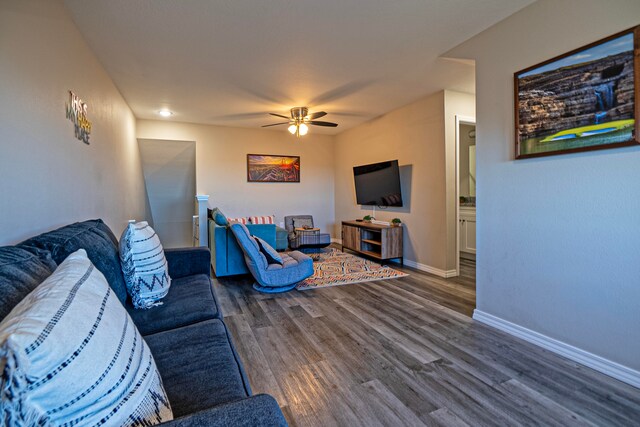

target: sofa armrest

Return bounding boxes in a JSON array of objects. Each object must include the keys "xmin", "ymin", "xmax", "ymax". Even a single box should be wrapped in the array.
[
  {"xmin": 158, "ymin": 394, "xmax": 287, "ymax": 427},
  {"xmin": 208, "ymin": 222, "xmax": 229, "ymax": 276},
  {"xmin": 164, "ymin": 247, "xmax": 211, "ymax": 279}
]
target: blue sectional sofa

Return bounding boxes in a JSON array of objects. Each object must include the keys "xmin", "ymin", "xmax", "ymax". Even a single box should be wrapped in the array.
[{"xmin": 0, "ymin": 219, "xmax": 287, "ymax": 426}]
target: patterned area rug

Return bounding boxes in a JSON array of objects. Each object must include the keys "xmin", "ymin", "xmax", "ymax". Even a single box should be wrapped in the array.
[{"xmin": 297, "ymin": 248, "xmax": 408, "ymax": 290}]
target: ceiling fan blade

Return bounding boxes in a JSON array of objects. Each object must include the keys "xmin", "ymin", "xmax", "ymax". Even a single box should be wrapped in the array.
[
  {"xmin": 308, "ymin": 111, "xmax": 327, "ymax": 120},
  {"xmin": 308, "ymin": 120, "xmax": 338, "ymax": 127},
  {"xmin": 261, "ymin": 122, "xmax": 289, "ymax": 127},
  {"xmin": 269, "ymin": 113, "xmax": 290, "ymax": 119}
]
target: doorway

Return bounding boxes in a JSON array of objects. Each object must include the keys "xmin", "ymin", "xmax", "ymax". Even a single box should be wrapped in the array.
[
  {"xmin": 138, "ymin": 139, "xmax": 196, "ymax": 248},
  {"xmin": 455, "ymin": 116, "xmax": 476, "ymax": 276}
]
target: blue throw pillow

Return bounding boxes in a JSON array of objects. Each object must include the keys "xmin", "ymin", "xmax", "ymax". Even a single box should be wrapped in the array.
[
  {"xmin": 254, "ymin": 236, "xmax": 283, "ymax": 265},
  {"xmin": 208, "ymin": 208, "xmax": 228, "ymax": 226},
  {"xmin": 213, "ymin": 208, "xmax": 228, "ymax": 226}
]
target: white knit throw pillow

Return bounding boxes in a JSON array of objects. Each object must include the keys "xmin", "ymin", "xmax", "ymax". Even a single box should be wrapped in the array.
[
  {"xmin": 119, "ymin": 222, "xmax": 171, "ymax": 309},
  {"xmin": 0, "ymin": 249, "xmax": 173, "ymax": 426}
]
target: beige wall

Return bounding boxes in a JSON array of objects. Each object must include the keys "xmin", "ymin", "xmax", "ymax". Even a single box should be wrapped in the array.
[
  {"xmin": 334, "ymin": 90, "xmax": 475, "ymax": 273},
  {"xmin": 448, "ymin": 0, "xmax": 640, "ymax": 374},
  {"xmin": 0, "ymin": 0, "xmax": 148, "ymax": 244},
  {"xmin": 136, "ymin": 120, "xmax": 336, "ymax": 234},
  {"xmin": 334, "ymin": 91, "xmax": 448, "ymax": 271}
]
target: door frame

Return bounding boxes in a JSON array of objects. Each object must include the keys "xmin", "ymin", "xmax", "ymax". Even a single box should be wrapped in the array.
[{"xmin": 455, "ymin": 115, "xmax": 476, "ymax": 276}]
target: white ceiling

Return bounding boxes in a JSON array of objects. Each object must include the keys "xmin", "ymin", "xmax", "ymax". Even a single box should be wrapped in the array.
[{"xmin": 64, "ymin": 0, "xmax": 534, "ymax": 134}]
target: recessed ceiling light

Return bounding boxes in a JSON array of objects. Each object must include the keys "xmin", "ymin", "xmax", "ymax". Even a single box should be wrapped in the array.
[{"xmin": 158, "ymin": 109, "xmax": 173, "ymax": 117}]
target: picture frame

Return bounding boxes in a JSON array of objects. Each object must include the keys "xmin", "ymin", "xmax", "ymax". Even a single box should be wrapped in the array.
[
  {"xmin": 247, "ymin": 154, "xmax": 300, "ymax": 182},
  {"xmin": 515, "ymin": 26, "xmax": 640, "ymax": 159}
]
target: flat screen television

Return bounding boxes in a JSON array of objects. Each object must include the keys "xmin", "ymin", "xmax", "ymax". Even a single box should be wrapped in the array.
[{"xmin": 353, "ymin": 160, "xmax": 403, "ymax": 207}]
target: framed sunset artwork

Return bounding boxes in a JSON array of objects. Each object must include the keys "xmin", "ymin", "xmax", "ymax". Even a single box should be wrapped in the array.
[{"xmin": 247, "ymin": 154, "xmax": 300, "ymax": 182}]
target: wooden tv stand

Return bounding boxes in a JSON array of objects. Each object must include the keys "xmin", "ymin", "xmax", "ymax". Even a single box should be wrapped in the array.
[{"xmin": 341, "ymin": 220, "xmax": 403, "ymax": 264}]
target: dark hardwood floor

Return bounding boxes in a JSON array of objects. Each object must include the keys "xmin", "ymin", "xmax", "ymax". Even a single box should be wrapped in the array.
[
  {"xmin": 213, "ymin": 253, "xmax": 640, "ymax": 426},
  {"xmin": 394, "ymin": 256, "xmax": 476, "ymax": 317}
]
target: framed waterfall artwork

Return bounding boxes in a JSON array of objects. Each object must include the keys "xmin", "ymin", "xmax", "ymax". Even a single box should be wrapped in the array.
[
  {"xmin": 247, "ymin": 154, "xmax": 300, "ymax": 182},
  {"xmin": 515, "ymin": 25, "xmax": 639, "ymax": 159}
]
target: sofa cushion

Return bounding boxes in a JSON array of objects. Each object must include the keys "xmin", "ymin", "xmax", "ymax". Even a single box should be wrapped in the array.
[
  {"xmin": 127, "ymin": 273, "xmax": 220, "ymax": 336},
  {"xmin": 164, "ymin": 247, "xmax": 211, "ymax": 279},
  {"xmin": 0, "ymin": 249, "xmax": 173, "ymax": 426},
  {"xmin": 144, "ymin": 319, "xmax": 251, "ymax": 418},
  {"xmin": 157, "ymin": 394, "xmax": 287, "ymax": 427},
  {"xmin": 119, "ymin": 221, "xmax": 171, "ymax": 309},
  {"xmin": 0, "ymin": 246, "xmax": 57, "ymax": 322},
  {"xmin": 19, "ymin": 219, "xmax": 128, "ymax": 305}
]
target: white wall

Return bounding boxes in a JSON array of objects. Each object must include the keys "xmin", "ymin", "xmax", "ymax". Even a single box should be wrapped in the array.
[
  {"xmin": 136, "ymin": 120, "xmax": 336, "ymax": 234},
  {"xmin": 0, "ymin": 0, "xmax": 148, "ymax": 244},
  {"xmin": 447, "ymin": 0, "xmax": 640, "ymax": 374}
]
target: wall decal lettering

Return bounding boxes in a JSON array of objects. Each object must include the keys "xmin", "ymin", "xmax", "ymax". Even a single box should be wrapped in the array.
[{"xmin": 66, "ymin": 90, "xmax": 92, "ymax": 144}]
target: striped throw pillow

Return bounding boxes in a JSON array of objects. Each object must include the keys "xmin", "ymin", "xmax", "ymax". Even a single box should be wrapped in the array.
[
  {"xmin": 249, "ymin": 215, "xmax": 275, "ymax": 225},
  {"xmin": 0, "ymin": 249, "xmax": 173, "ymax": 426},
  {"xmin": 227, "ymin": 217, "xmax": 249, "ymax": 225},
  {"xmin": 119, "ymin": 222, "xmax": 171, "ymax": 309}
]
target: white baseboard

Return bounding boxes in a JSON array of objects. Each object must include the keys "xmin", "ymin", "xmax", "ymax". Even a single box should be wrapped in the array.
[
  {"xmin": 473, "ymin": 310, "xmax": 640, "ymax": 389},
  {"xmin": 394, "ymin": 258, "xmax": 458, "ymax": 278}
]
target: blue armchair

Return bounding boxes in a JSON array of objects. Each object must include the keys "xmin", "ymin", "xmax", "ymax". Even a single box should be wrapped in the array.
[
  {"xmin": 209, "ymin": 220, "xmax": 276, "ymax": 277},
  {"xmin": 230, "ymin": 223, "xmax": 313, "ymax": 293}
]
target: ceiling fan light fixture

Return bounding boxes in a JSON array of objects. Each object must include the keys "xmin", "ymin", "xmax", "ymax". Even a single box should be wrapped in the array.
[{"xmin": 262, "ymin": 106, "xmax": 337, "ymax": 137}]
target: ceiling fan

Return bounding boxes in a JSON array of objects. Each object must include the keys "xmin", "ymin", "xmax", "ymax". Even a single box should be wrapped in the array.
[{"xmin": 261, "ymin": 107, "xmax": 338, "ymax": 137}]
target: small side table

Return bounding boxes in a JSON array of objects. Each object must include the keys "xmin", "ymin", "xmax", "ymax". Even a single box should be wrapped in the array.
[
  {"xmin": 294, "ymin": 227, "xmax": 320, "ymax": 246},
  {"xmin": 293, "ymin": 227, "xmax": 330, "ymax": 252}
]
